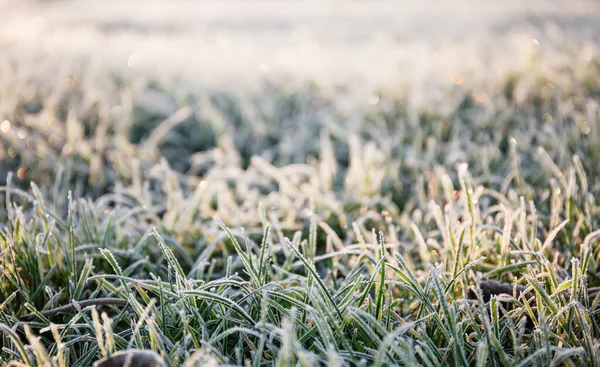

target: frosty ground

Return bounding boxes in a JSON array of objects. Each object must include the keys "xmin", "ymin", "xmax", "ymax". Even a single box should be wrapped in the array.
[{"xmin": 1, "ymin": 0, "xmax": 600, "ymax": 366}]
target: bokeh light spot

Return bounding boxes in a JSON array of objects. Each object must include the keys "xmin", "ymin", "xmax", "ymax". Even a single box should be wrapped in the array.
[
  {"xmin": 18, "ymin": 128, "xmax": 27, "ymax": 139},
  {"xmin": 1, "ymin": 120, "xmax": 11, "ymax": 134},
  {"xmin": 451, "ymin": 75, "xmax": 464, "ymax": 85},
  {"xmin": 368, "ymin": 95, "xmax": 380, "ymax": 105},
  {"xmin": 127, "ymin": 52, "xmax": 142, "ymax": 68}
]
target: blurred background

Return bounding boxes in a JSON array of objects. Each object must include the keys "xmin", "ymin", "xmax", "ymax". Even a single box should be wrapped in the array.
[
  {"xmin": 0, "ymin": 0, "xmax": 599, "ymax": 209},
  {"xmin": 3, "ymin": 0, "xmax": 599, "ymax": 95}
]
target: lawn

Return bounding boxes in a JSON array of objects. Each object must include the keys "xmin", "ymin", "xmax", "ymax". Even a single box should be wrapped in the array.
[{"xmin": 1, "ymin": 1, "xmax": 600, "ymax": 366}]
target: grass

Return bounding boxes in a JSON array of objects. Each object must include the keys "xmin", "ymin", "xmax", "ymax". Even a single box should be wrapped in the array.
[{"xmin": 1, "ymin": 28, "xmax": 600, "ymax": 366}]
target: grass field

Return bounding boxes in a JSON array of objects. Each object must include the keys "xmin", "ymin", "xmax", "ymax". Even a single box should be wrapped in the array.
[{"xmin": 1, "ymin": 1, "xmax": 600, "ymax": 366}]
